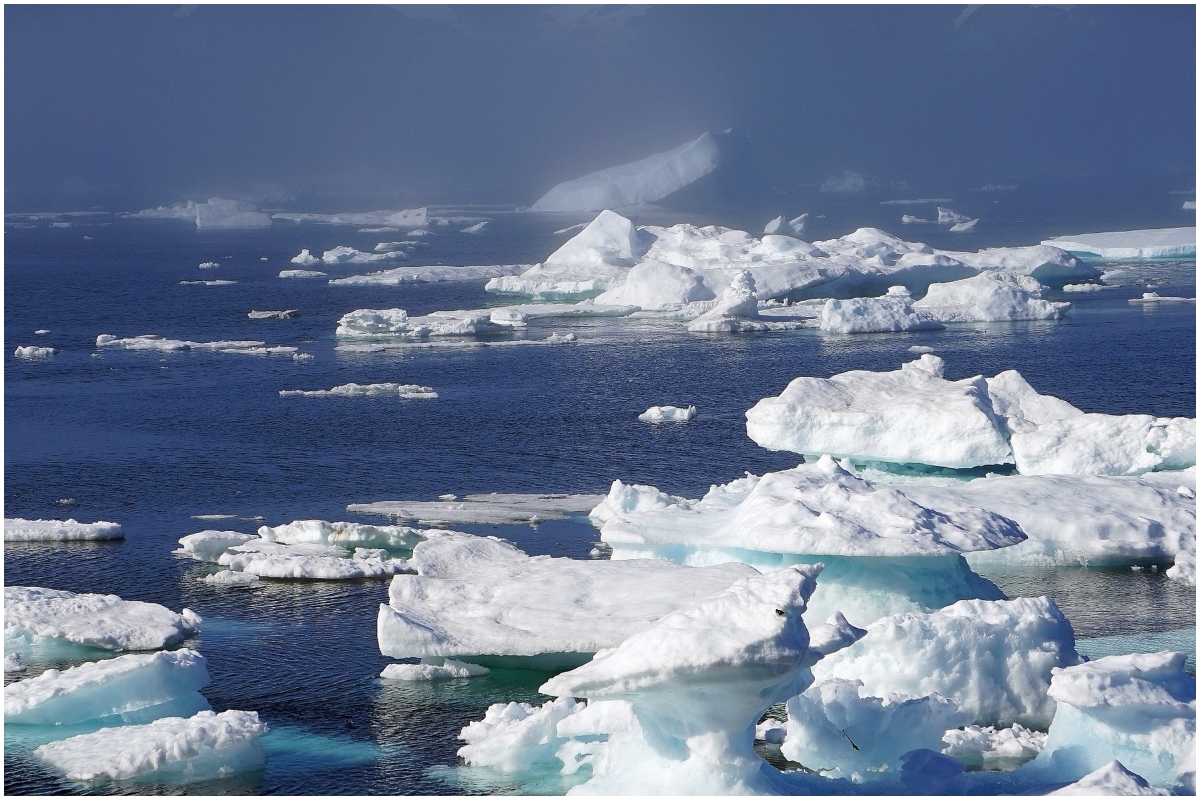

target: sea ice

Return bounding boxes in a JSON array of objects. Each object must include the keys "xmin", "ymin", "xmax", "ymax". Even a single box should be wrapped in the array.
[
  {"xmin": 5, "ymin": 649, "xmax": 210, "ymax": 726},
  {"xmin": 812, "ymin": 596, "xmax": 1081, "ymax": 728},
  {"xmin": 14, "ymin": 346, "xmax": 57, "ymax": 359},
  {"xmin": 686, "ymin": 270, "xmax": 769, "ymax": 332},
  {"xmin": 461, "ymin": 221, "xmax": 488, "ymax": 233},
  {"xmin": 34, "ymin": 709, "xmax": 268, "ymax": 782},
  {"xmin": 912, "ymin": 272, "xmax": 1070, "ymax": 323},
  {"xmin": 941, "ymin": 723, "xmax": 1046, "ymax": 769},
  {"xmin": 377, "ymin": 531, "xmax": 758, "ymax": 663},
  {"xmin": 1048, "ymin": 760, "xmax": 1170, "ymax": 796},
  {"xmin": 818, "ymin": 288, "xmax": 945, "ymax": 334},
  {"xmin": 179, "ymin": 280, "xmax": 236, "ymax": 286},
  {"xmin": 381, "ymin": 659, "xmax": 489, "ymax": 682},
  {"xmin": 638, "ymin": 405, "xmax": 696, "ymax": 423},
  {"xmin": 34, "ymin": 329, "xmax": 50, "ymax": 334},
  {"xmin": 279, "ymin": 383, "xmax": 438, "ymax": 399},
  {"xmin": 96, "ymin": 334, "xmax": 264, "ymax": 352},
  {"xmin": 1129, "ymin": 292, "xmax": 1196, "ymax": 303},
  {"xmin": 764, "ymin": 214, "xmax": 808, "ymax": 236},
  {"xmin": 6, "ymin": 653, "xmax": 27, "ymax": 673},
  {"xmin": 174, "ymin": 530, "xmax": 258, "ymax": 562},
  {"xmin": 348, "ymin": 493, "xmax": 604, "ymax": 526},
  {"xmin": 198, "ymin": 261, "xmax": 219, "ymax": 269},
  {"xmin": 335, "ymin": 308, "xmax": 507, "ymax": 338},
  {"xmin": 247, "ymin": 309, "xmax": 298, "ymax": 319},
  {"xmin": 272, "ymin": 207, "xmax": 427, "ymax": 227},
  {"xmin": 5, "ymin": 587, "xmax": 201, "ymax": 651},
  {"xmin": 1030, "ymin": 652, "xmax": 1195, "ymax": 788},
  {"xmin": 1167, "ymin": 546, "xmax": 1195, "ymax": 586},
  {"xmin": 1010, "ymin": 414, "xmax": 1195, "ymax": 476},
  {"xmin": 257, "ymin": 519, "xmax": 424, "ymax": 551},
  {"xmin": 321, "ymin": 246, "xmax": 407, "ymax": 265},
  {"xmin": 5, "ymin": 518, "xmax": 123, "ymax": 542},
  {"xmin": 218, "ymin": 540, "xmax": 412, "ymax": 580},
  {"xmin": 1041, "ymin": 227, "xmax": 1196, "ymax": 259},
  {"xmin": 329, "ymin": 264, "xmax": 526, "ymax": 286},
  {"xmin": 204, "ymin": 570, "xmax": 260, "ymax": 586},
  {"xmin": 193, "ymin": 198, "xmax": 272, "ymax": 229}
]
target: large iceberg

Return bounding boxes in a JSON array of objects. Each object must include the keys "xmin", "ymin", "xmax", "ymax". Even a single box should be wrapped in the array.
[
  {"xmin": 5, "ymin": 587, "xmax": 201, "ymax": 652},
  {"xmin": 5, "ymin": 649, "xmax": 210, "ymax": 727},
  {"xmin": 34, "ymin": 709, "xmax": 268, "ymax": 782},
  {"xmin": 5, "ymin": 518, "xmax": 123, "ymax": 542},
  {"xmin": 377, "ymin": 531, "xmax": 758, "ymax": 665},
  {"xmin": 1041, "ymin": 227, "xmax": 1196, "ymax": 260}
]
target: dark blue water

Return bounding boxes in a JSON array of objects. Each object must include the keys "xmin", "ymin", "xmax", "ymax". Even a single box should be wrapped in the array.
[{"xmin": 4, "ymin": 214, "xmax": 1196, "ymax": 794}]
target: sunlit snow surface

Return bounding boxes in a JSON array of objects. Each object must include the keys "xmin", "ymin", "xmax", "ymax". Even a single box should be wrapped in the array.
[{"xmin": 3, "ymin": 213, "xmax": 1194, "ymax": 795}]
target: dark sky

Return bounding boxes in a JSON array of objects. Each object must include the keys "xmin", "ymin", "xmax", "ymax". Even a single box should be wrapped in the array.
[{"xmin": 5, "ymin": 4, "xmax": 1195, "ymax": 211}]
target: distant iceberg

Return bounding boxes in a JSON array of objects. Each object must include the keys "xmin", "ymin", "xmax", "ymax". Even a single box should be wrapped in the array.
[
  {"xmin": 1041, "ymin": 227, "xmax": 1196, "ymax": 260},
  {"xmin": 272, "ymin": 207, "xmax": 427, "ymax": 228},
  {"xmin": 329, "ymin": 264, "xmax": 526, "ymax": 286},
  {"xmin": 280, "ymin": 383, "xmax": 437, "ymax": 399},
  {"xmin": 133, "ymin": 198, "xmax": 272, "ymax": 229}
]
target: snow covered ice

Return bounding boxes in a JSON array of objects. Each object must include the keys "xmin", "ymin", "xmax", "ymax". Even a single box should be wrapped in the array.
[
  {"xmin": 941, "ymin": 723, "xmax": 1046, "ymax": 770},
  {"xmin": 217, "ymin": 538, "xmax": 413, "ymax": 580},
  {"xmin": 377, "ymin": 531, "xmax": 759, "ymax": 664},
  {"xmin": 328, "ymin": 264, "xmax": 525, "ymax": 286},
  {"xmin": 5, "ymin": 587, "xmax": 201, "ymax": 652},
  {"xmin": 96, "ymin": 334, "xmax": 264, "ymax": 352},
  {"xmin": 272, "ymin": 206, "xmax": 427, "ymax": 228},
  {"xmin": 247, "ymin": 309, "xmax": 298, "ymax": 320},
  {"xmin": 193, "ymin": 198, "xmax": 272, "ymax": 229},
  {"xmin": 34, "ymin": 709, "xmax": 268, "ymax": 782},
  {"xmin": 320, "ymin": 245, "xmax": 407, "ymax": 265},
  {"xmin": 1042, "ymin": 227, "xmax": 1196, "ymax": 259},
  {"xmin": 257, "ymin": 519, "xmax": 425, "ymax": 551},
  {"xmin": 280, "ymin": 383, "xmax": 437, "ymax": 399},
  {"xmin": 1048, "ymin": 760, "xmax": 1171, "ymax": 796},
  {"xmin": 912, "ymin": 272, "xmax": 1069, "ymax": 323},
  {"xmin": 335, "ymin": 308, "xmax": 508, "ymax": 338},
  {"xmin": 348, "ymin": 493, "xmax": 603, "ymax": 526},
  {"xmin": 5, "ymin": 518, "xmax": 123, "ymax": 542},
  {"xmin": 174, "ymin": 530, "xmax": 258, "ymax": 562},
  {"xmin": 381, "ymin": 659, "xmax": 489, "ymax": 682},
  {"xmin": 14, "ymin": 345, "xmax": 56, "ymax": 359},
  {"xmin": 279, "ymin": 268, "xmax": 326, "ymax": 278},
  {"xmin": 818, "ymin": 288, "xmax": 944, "ymax": 334},
  {"xmin": 638, "ymin": 405, "xmax": 696, "ymax": 423}
]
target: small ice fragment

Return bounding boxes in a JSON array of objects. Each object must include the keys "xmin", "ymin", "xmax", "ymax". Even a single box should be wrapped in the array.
[
  {"xmin": 179, "ymin": 280, "xmax": 236, "ymax": 286},
  {"xmin": 380, "ymin": 659, "xmax": 489, "ymax": 681},
  {"xmin": 5, "ymin": 587, "xmax": 201, "ymax": 651},
  {"xmin": 247, "ymin": 309, "xmax": 298, "ymax": 319},
  {"xmin": 198, "ymin": 261, "xmax": 219, "ymax": 269},
  {"xmin": 460, "ymin": 221, "xmax": 488, "ymax": 234},
  {"xmin": 438, "ymin": 494, "xmax": 457, "ymax": 501},
  {"xmin": 204, "ymin": 570, "xmax": 260, "ymax": 586},
  {"xmin": 259, "ymin": 257, "xmax": 268, "ymax": 261},
  {"xmin": 290, "ymin": 249, "xmax": 320, "ymax": 266},
  {"xmin": 279, "ymin": 383, "xmax": 437, "ymax": 399},
  {"xmin": 292, "ymin": 353, "xmax": 313, "ymax": 361},
  {"xmin": 908, "ymin": 345, "xmax": 936, "ymax": 353},
  {"xmin": 637, "ymin": 405, "xmax": 696, "ymax": 423},
  {"xmin": 14, "ymin": 346, "xmax": 57, "ymax": 359},
  {"xmin": 949, "ymin": 218, "xmax": 979, "ymax": 232},
  {"xmin": 34, "ymin": 329, "xmax": 50, "ymax": 335},
  {"xmin": 5, "ymin": 653, "xmax": 27, "ymax": 673},
  {"xmin": 546, "ymin": 332, "xmax": 577, "ymax": 344}
]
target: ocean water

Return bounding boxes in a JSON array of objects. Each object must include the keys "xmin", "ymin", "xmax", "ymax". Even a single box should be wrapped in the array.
[{"xmin": 4, "ymin": 211, "xmax": 1196, "ymax": 794}]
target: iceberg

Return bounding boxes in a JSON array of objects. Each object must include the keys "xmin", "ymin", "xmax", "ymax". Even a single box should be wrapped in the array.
[
  {"xmin": 532, "ymin": 132, "xmax": 723, "ymax": 212},
  {"xmin": 217, "ymin": 540, "xmax": 413, "ymax": 580},
  {"xmin": 256, "ymin": 519, "xmax": 424, "ymax": 551},
  {"xmin": 5, "ymin": 649, "xmax": 210, "ymax": 727},
  {"xmin": 335, "ymin": 308, "xmax": 508, "ymax": 338},
  {"xmin": 818, "ymin": 288, "xmax": 945, "ymax": 334},
  {"xmin": 247, "ymin": 309, "xmax": 298, "ymax": 320},
  {"xmin": 131, "ymin": 202, "xmax": 197, "ymax": 221},
  {"xmin": 329, "ymin": 264, "xmax": 526, "ymax": 286},
  {"xmin": 461, "ymin": 221, "xmax": 488, "ymax": 234},
  {"xmin": 812, "ymin": 596, "xmax": 1081, "ymax": 728},
  {"xmin": 637, "ymin": 405, "xmax": 696, "ymax": 423},
  {"xmin": 912, "ymin": 272, "xmax": 1070, "ymax": 323},
  {"xmin": 290, "ymin": 249, "xmax": 320, "ymax": 266},
  {"xmin": 1048, "ymin": 760, "xmax": 1170, "ymax": 796},
  {"xmin": 278, "ymin": 268, "xmax": 327, "ymax": 278},
  {"xmin": 204, "ymin": 570, "xmax": 259, "ymax": 586},
  {"xmin": 5, "ymin": 518, "xmax": 123, "ymax": 542},
  {"xmin": 348, "ymin": 493, "xmax": 604, "ymax": 526},
  {"xmin": 5, "ymin": 587, "xmax": 201, "ymax": 652},
  {"xmin": 949, "ymin": 219, "xmax": 979, "ymax": 233},
  {"xmin": 279, "ymin": 383, "xmax": 437, "ymax": 399},
  {"xmin": 686, "ymin": 271, "xmax": 770, "ymax": 332},
  {"xmin": 193, "ymin": 198, "xmax": 272, "ymax": 229},
  {"xmin": 198, "ymin": 261, "xmax": 219, "ymax": 269},
  {"xmin": 320, "ymin": 246, "xmax": 406, "ymax": 265},
  {"xmin": 179, "ymin": 280, "xmax": 236, "ymax": 286},
  {"xmin": 938, "ymin": 207, "xmax": 971, "ymax": 225},
  {"xmin": 764, "ymin": 214, "xmax": 808, "ymax": 237},
  {"xmin": 377, "ymin": 531, "xmax": 758, "ymax": 665},
  {"xmin": 1010, "ymin": 414, "xmax": 1195, "ymax": 476},
  {"xmin": 35, "ymin": 709, "xmax": 268, "ymax": 782},
  {"xmin": 14, "ymin": 346, "xmax": 56, "ymax": 359},
  {"xmin": 6, "ymin": 653, "xmax": 27, "ymax": 673},
  {"xmin": 272, "ymin": 207, "xmax": 427, "ymax": 227},
  {"xmin": 1030, "ymin": 652, "xmax": 1195, "ymax": 788},
  {"xmin": 1167, "ymin": 546, "xmax": 1195, "ymax": 586},
  {"xmin": 1129, "ymin": 291, "xmax": 1196, "ymax": 303},
  {"xmin": 381, "ymin": 659, "xmax": 489, "ymax": 682},
  {"xmin": 1041, "ymin": 227, "xmax": 1196, "ymax": 260}
]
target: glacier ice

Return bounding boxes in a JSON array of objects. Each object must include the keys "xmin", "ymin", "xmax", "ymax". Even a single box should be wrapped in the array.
[
  {"xmin": 1010, "ymin": 414, "xmax": 1195, "ymax": 476},
  {"xmin": 812, "ymin": 597, "xmax": 1081, "ymax": 728},
  {"xmin": 289, "ymin": 249, "xmax": 320, "ymax": 266},
  {"xmin": 1041, "ymin": 227, "xmax": 1196, "ymax": 260},
  {"xmin": 348, "ymin": 493, "xmax": 604, "ymax": 527},
  {"xmin": 764, "ymin": 214, "xmax": 808, "ymax": 237},
  {"xmin": 179, "ymin": 279, "xmax": 236, "ymax": 286},
  {"xmin": 335, "ymin": 308, "xmax": 507, "ymax": 338},
  {"xmin": 458, "ymin": 697, "xmax": 585, "ymax": 773},
  {"xmin": 938, "ymin": 207, "xmax": 971, "ymax": 225},
  {"xmin": 637, "ymin": 405, "xmax": 696, "ymax": 423},
  {"xmin": 34, "ymin": 709, "xmax": 268, "ymax": 782},
  {"xmin": 377, "ymin": 531, "xmax": 758, "ymax": 663},
  {"xmin": 199, "ymin": 261, "xmax": 219, "ymax": 269},
  {"xmin": 381, "ymin": 658, "xmax": 489, "ymax": 682},
  {"xmin": 133, "ymin": 198, "xmax": 270, "ymax": 229},
  {"xmin": 686, "ymin": 271, "xmax": 768, "ymax": 332},
  {"xmin": 5, "ymin": 587, "xmax": 201, "ymax": 652},
  {"xmin": 5, "ymin": 649, "xmax": 210, "ymax": 727},
  {"xmin": 949, "ymin": 219, "xmax": 979, "ymax": 233},
  {"xmin": 1167, "ymin": 546, "xmax": 1195, "ymax": 586},
  {"xmin": 5, "ymin": 518, "xmax": 123, "ymax": 542},
  {"xmin": 280, "ymin": 383, "xmax": 437, "ymax": 399},
  {"xmin": 6, "ymin": 653, "xmax": 27, "ymax": 673},
  {"xmin": 14, "ymin": 346, "xmax": 57, "ymax": 359},
  {"xmin": 1129, "ymin": 292, "xmax": 1197, "ymax": 303},
  {"xmin": 818, "ymin": 288, "xmax": 945, "ymax": 334}
]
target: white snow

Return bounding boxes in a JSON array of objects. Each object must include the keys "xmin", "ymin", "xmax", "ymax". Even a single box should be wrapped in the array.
[
  {"xmin": 217, "ymin": 540, "xmax": 413, "ymax": 580},
  {"xmin": 279, "ymin": 383, "xmax": 437, "ymax": 399},
  {"xmin": 335, "ymin": 308, "xmax": 508, "ymax": 338},
  {"xmin": 257, "ymin": 519, "xmax": 424, "ymax": 551},
  {"xmin": 329, "ymin": 264, "xmax": 526, "ymax": 286},
  {"xmin": 381, "ymin": 659, "xmax": 489, "ymax": 681},
  {"xmin": 203, "ymin": 570, "xmax": 260, "ymax": 586},
  {"xmin": 1041, "ymin": 227, "xmax": 1196, "ymax": 259},
  {"xmin": 348, "ymin": 493, "xmax": 603, "ymax": 526},
  {"xmin": 5, "ymin": 649, "xmax": 210, "ymax": 726},
  {"xmin": 6, "ymin": 653, "xmax": 27, "ymax": 673},
  {"xmin": 5, "ymin": 587, "xmax": 201, "ymax": 651},
  {"xmin": 14, "ymin": 346, "xmax": 57, "ymax": 359},
  {"xmin": 247, "ymin": 309, "xmax": 297, "ymax": 319},
  {"xmin": 942, "ymin": 723, "xmax": 1046, "ymax": 769},
  {"xmin": 819, "ymin": 288, "xmax": 945, "ymax": 334},
  {"xmin": 764, "ymin": 214, "xmax": 808, "ymax": 237},
  {"xmin": 1063, "ymin": 282, "xmax": 1107, "ymax": 292},
  {"xmin": 1010, "ymin": 414, "xmax": 1195, "ymax": 476},
  {"xmin": 949, "ymin": 219, "xmax": 979, "ymax": 233},
  {"xmin": 96, "ymin": 334, "xmax": 264, "ymax": 352},
  {"xmin": 532, "ymin": 132, "xmax": 723, "ymax": 212},
  {"xmin": 638, "ymin": 405, "xmax": 696, "ymax": 423},
  {"xmin": 34, "ymin": 709, "xmax": 267, "ymax": 781},
  {"xmin": 174, "ymin": 530, "xmax": 258, "ymax": 562},
  {"xmin": 1048, "ymin": 761, "xmax": 1169, "ymax": 796},
  {"xmin": 1167, "ymin": 546, "xmax": 1195, "ymax": 586},
  {"xmin": 5, "ymin": 518, "xmax": 123, "ymax": 542},
  {"xmin": 377, "ymin": 531, "xmax": 759, "ymax": 661},
  {"xmin": 812, "ymin": 596, "xmax": 1082, "ymax": 728}
]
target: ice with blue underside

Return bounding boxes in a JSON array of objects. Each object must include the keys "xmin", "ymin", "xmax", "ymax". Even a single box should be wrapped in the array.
[{"xmin": 1041, "ymin": 227, "xmax": 1196, "ymax": 259}]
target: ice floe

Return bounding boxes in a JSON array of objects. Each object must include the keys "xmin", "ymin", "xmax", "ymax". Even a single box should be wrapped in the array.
[
  {"xmin": 349, "ymin": 492, "xmax": 603, "ymax": 528},
  {"xmin": 941, "ymin": 723, "xmax": 1046, "ymax": 770},
  {"xmin": 247, "ymin": 309, "xmax": 298, "ymax": 320},
  {"xmin": 949, "ymin": 219, "xmax": 979, "ymax": 233},
  {"xmin": 819, "ymin": 287, "xmax": 944, "ymax": 334},
  {"xmin": 461, "ymin": 221, "xmax": 488, "ymax": 233},
  {"xmin": 812, "ymin": 596, "xmax": 1081, "ymax": 728},
  {"xmin": 217, "ymin": 539, "xmax": 412, "ymax": 580},
  {"xmin": 14, "ymin": 345, "xmax": 57, "ymax": 359},
  {"xmin": 289, "ymin": 249, "xmax": 320, "ymax": 266},
  {"xmin": 5, "ymin": 649, "xmax": 210, "ymax": 726},
  {"xmin": 1041, "ymin": 227, "xmax": 1196, "ymax": 260},
  {"xmin": 5, "ymin": 587, "xmax": 201, "ymax": 651},
  {"xmin": 377, "ymin": 531, "xmax": 758, "ymax": 664},
  {"xmin": 179, "ymin": 279, "xmax": 236, "ymax": 286},
  {"xmin": 1063, "ymin": 282, "xmax": 1108, "ymax": 292},
  {"xmin": 273, "ymin": 207, "xmax": 427, "ymax": 228},
  {"xmin": 1010, "ymin": 414, "xmax": 1195, "ymax": 476},
  {"xmin": 198, "ymin": 261, "xmax": 219, "ymax": 269},
  {"xmin": 279, "ymin": 269, "xmax": 327, "ymax": 280},
  {"xmin": 328, "ymin": 264, "xmax": 526, "ymax": 286},
  {"xmin": 913, "ymin": 272, "xmax": 1069, "ymax": 322},
  {"xmin": 279, "ymin": 383, "xmax": 437, "ymax": 399},
  {"xmin": 1129, "ymin": 291, "xmax": 1196, "ymax": 303},
  {"xmin": 133, "ymin": 198, "xmax": 271, "ymax": 228},
  {"xmin": 638, "ymin": 405, "xmax": 696, "ymax": 423},
  {"xmin": 320, "ymin": 245, "xmax": 406, "ymax": 265},
  {"xmin": 174, "ymin": 530, "xmax": 258, "ymax": 562},
  {"xmin": 96, "ymin": 334, "xmax": 264, "ymax": 352},
  {"xmin": 5, "ymin": 518, "xmax": 123, "ymax": 542},
  {"xmin": 257, "ymin": 519, "xmax": 424, "ymax": 551},
  {"xmin": 35, "ymin": 709, "xmax": 268, "ymax": 782},
  {"xmin": 686, "ymin": 271, "xmax": 773, "ymax": 332},
  {"xmin": 335, "ymin": 308, "xmax": 507, "ymax": 338},
  {"xmin": 458, "ymin": 697, "xmax": 584, "ymax": 774},
  {"xmin": 381, "ymin": 659, "xmax": 489, "ymax": 682},
  {"xmin": 764, "ymin": 214, "xmax": 808, "ymax": 236}
]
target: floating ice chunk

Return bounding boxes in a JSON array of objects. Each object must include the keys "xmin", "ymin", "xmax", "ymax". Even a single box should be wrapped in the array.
[
  {"xmin": 1129, "ymin": 291, "xmax": 1196, "ymax": 303},
  {"xmin": 34, "ymin": 329, "xmax": 50, "ymax": 334},
  {"xmin": 382, "ymin": 658, "xmax": 489, "ymax": 681},
  {"xmin": 219, "ymin": 346, "xmax": 297, "ymax": 356},
  {"xmin": 687, "ymin": 270, "xmax": 767, "ymax": 332},
  {"xmin": 174, "ymin": 530, "xmax": 257, "ymax": 562},
  {"xmin": 335, "ymin": 308, "xmax": 507, "ymax": 338},
  {"xmin": 902, "ymin": 214, "xmax": 931, "ymax": 224},
  {"xmin": 257, "ymin": 519, "xmax": 424, "ymax": 551},
  {"xmin": 203, "ymin": 570, "xmax": 259, "ymax": 586},
  {"xmin": 461, "ymin": 221, "xmax": 488, "ymax": 234},
  {"xmin": 1032, "ymin": 652, "xmax": 1195, "ymax": 788},
  {"xmin": 5, "ymin": 649, "xmax": 210, "ymax": 726},
  {"xmin": 14, "ymin": 346, "xmax": 57, "ymax": 359},
  {"xmin": 279, "ymin": 269, "xmax": 327, "ymax": 280},
  {"xmin": 546, "ymin": 209, "xmax": 650, "ymax": 267},
  {"xmin": 1041, "ymin": 227, "xmax": 1196, "ymax": 260},
  {"xmin": 819, "ymin": 289, "xmax": 945, "ymax": 334},
  {"xmin": 279, "ymin": 383, "xmax": 438, "ymax": 399},
  {"xmin": 377, "ymin": 532, "xmax": 758, "ymax": 662},
  {"xmin": 194, "ymin": 198, "xmax": 271, "ymax": 229},
  {"xmin": 5, "ymin": 518, "xmax": 123, "ymax": 542},
  {"xmin": 350, "ymin": 492, "xmax": 603, "ymax": 527},
  {"xmin": 1185, "ymin": 201, "xmax": 1197, "ymax": 211},
  {"xmin": 538, "ymin": 565, "xmax": 822, "ymax": 795},
  {"xmin": 321, "ymin": 245, "xmax": 406, "ymax": 265},
  {"xmin": 764, "ymin": 214, "xmax": 808, "ymax": 237},
  {"xmin": 179, "ymin": 279, "xmax": 237, "ymax": 286},
  {"xmin": 532, "ymin": 132, "xmax": 723, "ymax": 212},
  {"xmin": 553, "ymin": 223, "xmax": 588, "ymax": 236},
  {"xmin": 292, "ymin": 352, "xmax": 313, "ymax": 361},
  {"xmin": 289, "ymin": 249, "xmax": 320, "ymax": 266},
  {"xmin": 1062, "ymin": 283, "xmax": 1107, "ymax": 292},
  {"xmin": 913, "ymin": 272, "xmax": 1069, "ymax": 323},
  {"xmin": 587, "ymin": 480, "xmax": 690, "ymax": 525},
  {"xmin": 812, "ymin": 596, "xmax": 1081, "ymax": 728},
  {"xmin": 330, "ymin": 264, "xmax": 527, "ymax": 286},
  {"xmin": 198, "ymin": 261, "xmax": 219, "ymax": 269},
  {"xmin": 638, "ymin": 405, "xmax": 696, "ymax": 423},
  {"xmin": 546, "ymin": 332, "xmax": 577, "ymax": 344},
  {"xmin": 487, "ymin": 301, "xmax": 638, "ymax": 326},
  {"xmin": 780, "ymin": 679, "xmax": 970, "ymax": 780},
  {"xmin": 1167, "ymin": 546, "xmax": 1195, "ymax": 586},
  {"xmin": 35, "ymin": 709, "xmax": 268, "ymax": 782},
  {"xmin": 458, "ymin": 697, "xmax": 583, "ymax": 773},
  {"xmin": 273, "ymin": 207, "xmax": 426, "ymax": 227},
  {"xmin": 247, "ymin": 309, "xmax": 298, "ymax": 319},
  {"xmin": 1011, "ymin": 415, "xmax": 1196, "ymax": 476},
  {"xmin": 373, "ymin": 241, "xmax": 412, "ymax": 253},
  {"xmin": 6, "ymin": 653, "xmax": 27, "ymax": 673},
  {"xmin": 938, "ymin": 207, "xmax": 971, "ymax": 225},
  {"xmin": 131, "ymin": 202, "xmax": 197, "ymax": 221},
  {"xmin": 96, "ymin": 334, "xmax": 264, "ymax": 352},
  {"xmin": 949, "ymin": 218, "xmax": 979, "ymax": 232},
  {"xmin": 1048, "ymin": 760, "xmax": 1170, "ymax": 796},
  {"xmin": 593, "ymin": 259, "xmax": 716, "ymax": 309},
  {"xmin": 218, "ymin": 540, "xmax": 412, "ymax": 580},
  {"xmin": 5, "ymin": 587, "xmax": 201, "ymax": 651},
  {"xmin": 745, "ymin": 355, "xmax": 1013, "ymax": 469},
  {"xmin": 908, "ymin": 344, "xmax": 936, "ymax": 353},
  {"xmin": 942, "ymin": 723, "xmax": 1046, "ymax": 769}
]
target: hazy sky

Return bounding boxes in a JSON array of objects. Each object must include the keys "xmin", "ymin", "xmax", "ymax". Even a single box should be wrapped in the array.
[{"xmin": 5, "ymin": 4, "xmax": 1195, "ymax": 211}]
